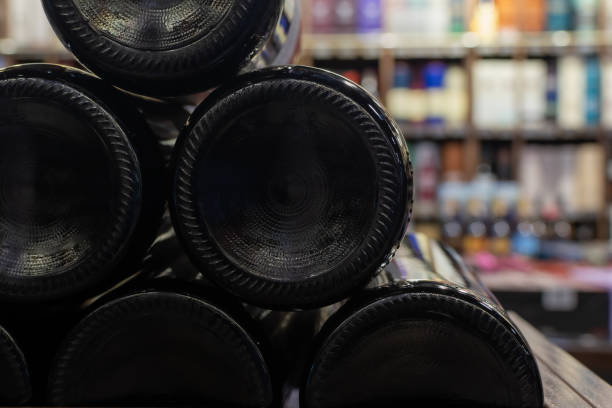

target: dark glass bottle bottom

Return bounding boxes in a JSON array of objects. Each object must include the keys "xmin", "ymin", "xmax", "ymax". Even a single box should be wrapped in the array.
[
  {"xmin": 304, "ymin": 290, "xmax": 542, "ymax": 408},
  {"xmin": 0, "ymin": 98, "xmax": 115, "ymax": 283},
  {"xmin": 195, "ymin": 99, "xmax": 378, "ymax": 282},
  {"xmin": 48, "ymin": 291, "xmax": 274, "ymax": 407}
]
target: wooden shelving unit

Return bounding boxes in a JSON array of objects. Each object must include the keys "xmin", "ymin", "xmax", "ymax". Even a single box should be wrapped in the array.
[{"xmin": 300, "ymin": 0, "xmax": 612, "ymax": 240}]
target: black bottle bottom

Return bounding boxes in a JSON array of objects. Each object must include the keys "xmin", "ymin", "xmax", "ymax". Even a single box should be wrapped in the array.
[
  {"xmin": 48, "ymin": 291, "xmax": 274, "ymax": 407},
  {"xmin": 304, "ymin": 290, "xmax": 542, "ymax": 408}
]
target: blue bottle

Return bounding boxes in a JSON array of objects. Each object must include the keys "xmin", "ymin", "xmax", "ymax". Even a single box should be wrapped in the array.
[
  {"xmin": 424, "ymin": 62, "xmax": 447, "ymax": 125},
  {"xmin": 547, "ymin": 0, "xmax": 572, "ymax": 31},
  {"xmin": 585, "ymin": 56, "xmax": 600, "ymax": 126}
]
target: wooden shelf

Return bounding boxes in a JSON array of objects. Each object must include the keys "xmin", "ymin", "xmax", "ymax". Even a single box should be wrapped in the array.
[
  {"xmin": 400, "ymin": 124, "xmax": 467, "ymax": 140},
  {"xmin": 0, "ymin": 39, "xmax": 72, "ymax": 61},
  {"xmin": 510, "ymin": 312, "xmax": 612, "ymax": 407},
  {"xmin": 303, "ymin": 31, "xmax": 612, "ymax": 59},
  {"xmin": 400, "ymin": 124, "xmax": 604, "ymax": 141}
]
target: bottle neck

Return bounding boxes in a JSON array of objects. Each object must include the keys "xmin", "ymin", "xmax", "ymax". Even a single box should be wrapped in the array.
[{"xmin": 246, "ymin": 0, "xmax": 302, "ymax": 70}]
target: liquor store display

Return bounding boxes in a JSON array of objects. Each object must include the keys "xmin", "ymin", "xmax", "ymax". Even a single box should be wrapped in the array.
[
  {"xmin": 301, "ymin": 0, "xmax": 612, "ymax": 259},
  {"xmin": 0, "ymin": 1, "xmax": 608, "ymax": 407}
]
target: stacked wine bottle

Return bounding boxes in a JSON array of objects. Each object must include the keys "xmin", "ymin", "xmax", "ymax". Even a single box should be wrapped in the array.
[{"xmin": 0, "ymin": 1, "xmax": 543, "ymax": 407}]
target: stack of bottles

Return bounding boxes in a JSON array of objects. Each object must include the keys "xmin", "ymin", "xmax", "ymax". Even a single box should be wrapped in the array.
[{"xmin": 0, "ymin": 1, "xmax": 543, "ymax": 407}]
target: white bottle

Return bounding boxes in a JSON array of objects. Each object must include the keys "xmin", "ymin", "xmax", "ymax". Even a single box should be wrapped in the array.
[
  {"xmin": 445, "ymin": 66, "xmax": 468, "ymax": 127},
  {"xmin": 518, "ymin": 60, "xmax": 547, "ymax": 128},
  {"xmin": 601, "ymin": 57, "xmax": 612, "ymax": 129},
  {"xmin": 557, "ymin": 56, "xmax": 586, "ymax": 130}
]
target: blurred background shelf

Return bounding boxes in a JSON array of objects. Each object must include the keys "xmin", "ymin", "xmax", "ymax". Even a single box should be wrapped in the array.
[
  {"xmin": 402, "ymin": 125, "xmax": 606, "ymax": 140},
  {"xmin": 303, "ymin": 30, "xmax": 612, "ymax": 59},
  {"xmin": 300, "ymin": 0, "xmax": 612, "ymax": 383}
]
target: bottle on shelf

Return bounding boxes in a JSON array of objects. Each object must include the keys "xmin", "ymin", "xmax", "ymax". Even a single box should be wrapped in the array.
[
  {"xmin": 332, "ymin": 0, "xmax": 356, "ymax": 32},
  {"xmin": 585, "ymin": 56, "xmax": 601, "ymax": 127},
  {"xmin": 427, "ymin": 0, "xmax": 452, "ymax": 35},
  {"xmin": 301, "ymin": 233, "xmax": 543, "ymax": 408},
  {"xmin": 311, "ymin": 0, "xmax": 335, "ymax": 32},
  {"xmin": 545, "ymin": 197, "xmax": 572, "ymax": 242},
  {"xmin": 386, "ymin": 62, "xmax": 412, "ymax": 122},
  {"xmin": 546, "ymin": 60, "xmax": 558, "ymax": 124},
  {"xmin": 0, "ymin": 0, "xmax": 7, "ymax": 39},
  {"xmin": 574, "ymin": 218, "xmax": 598, "ymax": 242},
  {"xmin": 463, "ymin": 197, "xmax": 489, "ymax": 255},
  {"xmin": 5, "ymin": 0, "xmax": 59, "ymax": 51},
  {"xmin": 470, "ymin": 0, "xmax": 500, "ymax": 43},
  {"xmin": 360, "ymin": 67, "xmax": 380, "ymax": 98},
  {"xmin": 439, "ymin": 182, "xmax": 466, "ymax": 252},
  {"xmin": 557, "ymin": 56, "xmax": 586, "ymax": 130},
  {"xmin": 547, "ymin": 0, "xmax": 572, "ymax": 31},
  {"xmin": 0, "ymin": 64, "xmax": 165, "ymax": 305},
  {"xmin": 575, "ymin": 143, "xmax": 605, "ymax": 216},
  {"xmin": 356, "ymin": 0, "xmax": 382, "ymax": 32},
  {"xmin": 574, "ymin": 0, "xmax": 599, "ymax": 32},
  {"xmin": 462, "ymin": 170, "xmax": 494, "ymax": 255},
  {"xmin": 384, "ymin": 0, "xmax": 413, "ymax": 33},
  {"xmin": 444, "ymin": 65, "xmax": 468, "ymax": 128},
  {"xmin": 438, "ymin": 142, "xmax": 465, "ymax": 251},
  {"xmin": 413, "ymin": 142, "xmax": 439, "ymax": 220},
  {"xmin": 489, "ymin": 196, "xmax": 513, "ymax": 256},
  {"xmin": 602, "ymin": 57, "xmax": 612, "ymax": 129},
  {"xmin": 450, "ymin": 0, "xmax": 467, "ymax": 32},
  {"xmin": 496, "ymin": 0, "xmax": 517, "ymax": 33},
  {"xmin": 408, "ymin": 68, "xmax": 428, "ymax": 125},
  {"xmin": 42, "ymin": 0, "xmax": 300, "ymax": 96},
  {"xmin": 473, "ymin": 60, "xmax": 517, "ymax": 130},
  {"xmin": 519, "ymin": 0, "xmax": 545, "ymax": 32},
  {"xmin": 424, "ymin": 62, "xmax": 446, "ymax": 126},
  {"xmin": 170, "ymin": 65, "xmax": 413, "ymax": 310},
  {"xmin": 518, "ymin": 59, "xmax": 547, "ymax": 129},
  {"xmin": 511, "ymin": 199, "xmax": 543, "ymax": 258}
]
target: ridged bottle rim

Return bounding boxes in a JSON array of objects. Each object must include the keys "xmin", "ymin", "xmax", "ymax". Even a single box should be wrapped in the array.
[
  {"xmin": 304, "ymin": 289, "xmax": 543, "ymax": 408},
  {"xmin": 171, "ymin": 65, "xmax": 413, "ymax": 310},
  {"xmin": 48, "ymin": 291, "xmax": 273, "ymax": 406},
  {"xmin": 42, "ymin": 0, "xmax": 283, "ymax": 96},
  {"xmin": 0, "ymin": 74, "xmax": 142, "ymax": 302}
]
